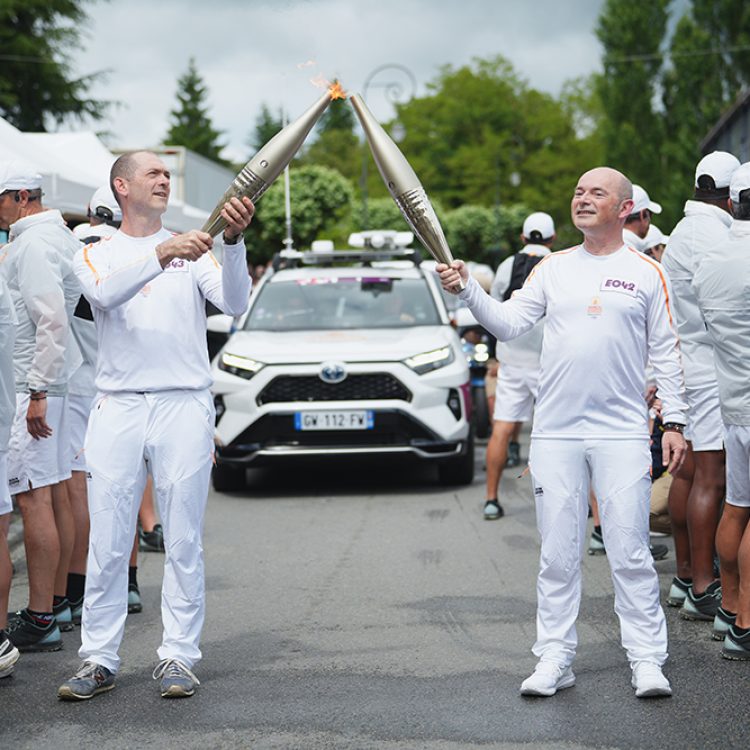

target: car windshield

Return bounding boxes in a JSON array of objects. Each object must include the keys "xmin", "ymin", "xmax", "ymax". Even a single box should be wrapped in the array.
[{"xmin": 244, "ymin": 276, "xmax": 442, "ymax": 331}]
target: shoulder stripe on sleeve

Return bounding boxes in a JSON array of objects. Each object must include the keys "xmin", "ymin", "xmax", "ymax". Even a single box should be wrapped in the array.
[
  {"xmin": 83, "ymin": 244, "xmax": 101, "ymax": 284},
  {"xmin": 523, "ymin": 245, "xmax": 576, "ymax": 286},
  {"xmin": 628, "ymin": 248, "xmax": 673, "ymax": 325},
  {"xmin": 207, "ymin": 251, "xmax": 221, "ymax": 270}
]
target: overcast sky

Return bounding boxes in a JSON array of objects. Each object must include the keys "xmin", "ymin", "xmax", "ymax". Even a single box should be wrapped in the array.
[{"xmin": 74, "ymin": 0, "xmax": 606, "ymax": 162}]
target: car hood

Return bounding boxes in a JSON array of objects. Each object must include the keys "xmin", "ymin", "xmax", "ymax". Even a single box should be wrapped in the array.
[{"xmin": 220, "ymin": 327, "xmax": 457, "ymax": 365}]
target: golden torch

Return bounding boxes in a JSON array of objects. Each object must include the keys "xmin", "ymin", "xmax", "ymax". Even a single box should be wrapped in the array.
[
  {"xmin": 202, "ymin": 82, "xmax": 346, "ymax": 237},
  {"xmin": 350, "ymin": 93, "xmax": 463, "ymax": 289}
]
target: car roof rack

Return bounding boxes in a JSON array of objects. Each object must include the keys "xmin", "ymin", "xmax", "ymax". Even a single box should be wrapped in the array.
[{"xmin": 271, "ymin": 247, "xmax": 423, "ymax": 272}]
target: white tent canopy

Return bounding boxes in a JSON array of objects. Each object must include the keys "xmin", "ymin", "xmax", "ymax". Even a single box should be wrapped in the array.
[{"xmin": 0, "ymin": 116, "xmax": 208, "ymax": 232}]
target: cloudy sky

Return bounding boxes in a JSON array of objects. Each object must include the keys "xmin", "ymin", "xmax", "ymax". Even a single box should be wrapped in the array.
[{"xmin": 74, "ymin": 0, "xmax": 606, "ymax": 162}]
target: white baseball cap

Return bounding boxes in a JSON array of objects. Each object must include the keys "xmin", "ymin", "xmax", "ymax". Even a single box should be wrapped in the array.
[
  {"xmin": 0, "ymin": 160, "xmax": 43, "ymax": 193},
  {"xmin": 643, "ymin": 224, "xmax": 666, "ymax": 251},
  {"xmin": 631, "ymin": 184, "xmax": 662, "ymax": 215},
  {"xmin": 522, "ymin": 212, "xmax": 555, "ymax": 242},
  {"xmin": 695, "ymin": 150, "xmax": 740, "ymax": 190},
  {"xmin": 89, "ymin": 185, "xmax": 122, "ymax": 222},
  {"xmin": 729, "ymin": 162, "xmax": 750, "ymax": 203}
]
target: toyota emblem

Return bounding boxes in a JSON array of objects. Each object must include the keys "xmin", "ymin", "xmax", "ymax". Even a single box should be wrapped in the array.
[{"xmin": 319, "ymin": 361, "xmax": 347, "ymax": 384}]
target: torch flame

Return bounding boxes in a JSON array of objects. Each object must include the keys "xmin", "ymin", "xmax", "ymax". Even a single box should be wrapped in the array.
[{"xmin": 328, "ymin": 81, "xmax": 347, "ymax": 100}]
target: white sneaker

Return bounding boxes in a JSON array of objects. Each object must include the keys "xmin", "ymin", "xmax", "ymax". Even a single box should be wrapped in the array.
[
  {"xmin": 630, "ymin": 661, "xmax": 672, "ymax": 698},
  {"xmin": 520, "ymin": 661, "xmax": 575, "ymax": 696}
]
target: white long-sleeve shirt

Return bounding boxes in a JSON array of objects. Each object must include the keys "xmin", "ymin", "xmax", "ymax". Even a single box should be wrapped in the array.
[
  {"xmin": 661, "ymin": 200, "xmax": 731, "ymax": 388},
  {"xmin": 74, "ymin": 227, "xmax": 251, "ymax": 393},
  {"xmin": 0, "ymin": 210, "xmax": 82, "ymax": 395},
  {"xmin": 489, "ymin": 243, "xmax": 550, "ymax": 369},
  {"xmin": 0, "ymin": 278, "xmax": 16, "ymax": 448},
  {"xmin": 692, "ymin": 220, "xmax": 750, "ymax": 426},
  {"xmin": 459, "ymin": 244, "xmax": 687, "ymax": 439}
]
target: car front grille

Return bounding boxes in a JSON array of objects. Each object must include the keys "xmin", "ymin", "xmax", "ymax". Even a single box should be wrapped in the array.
[{"xmin": 257, "ymin": 373, "xmax": 411, "ymax": 405}]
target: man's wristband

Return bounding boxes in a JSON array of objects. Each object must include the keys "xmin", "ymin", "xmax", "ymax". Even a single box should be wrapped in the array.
[
  {"xmin": 662, "ymin": 422, "xmax": 685, "ymax": 434},
  {"xmin": 29, "ymin": 390, "xmax": 47, "ymax": 401},
  {"xmin": 223, "ymin": 231, "xmax": 242, "ymax": 245}
]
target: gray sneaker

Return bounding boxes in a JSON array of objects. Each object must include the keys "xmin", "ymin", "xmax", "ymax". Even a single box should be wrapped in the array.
[
  {"xmin": 681, "ymin": 580, "xmax": 722, "ymax": 621},
  {"xmin": 58, "ymin": 661, "xmax": 115, "ymax": 701},
  {"xmin": 666, "ymin": 576, "xmax": 690, "ymax": 607},
  {"xmin": 712, "ymin": 607, "xmax": 737, "ymax": 641},
  {"xmin": 153, "ymin": 658, "xmax": 200, "ymax": 698},
  {"xmin": 0, "ymin": 632, "xmax": 20, "ymax": 678}
]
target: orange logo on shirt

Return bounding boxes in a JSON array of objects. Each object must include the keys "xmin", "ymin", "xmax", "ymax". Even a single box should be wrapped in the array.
[{"xmin": 587, "ymin": 297, "xmax": 602, "ymax": 317}]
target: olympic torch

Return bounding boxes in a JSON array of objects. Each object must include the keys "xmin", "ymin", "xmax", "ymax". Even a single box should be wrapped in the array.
[
  {"xmin": 350, "ymin": 93, "xmax": 463, "ymax": 289},
  {"xmin": 202, "ymin": 84, "xmax": 345, "ymax": 237}
]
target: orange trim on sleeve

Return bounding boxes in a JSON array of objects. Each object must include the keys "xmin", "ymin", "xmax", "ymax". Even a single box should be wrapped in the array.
[
  {"xmin": 628, "ymin": 248, "xmax": 673, "ymax": 325},
  {"xmin": 522, "ymin": 246, "xmax": 576, "ymax": 286},
  {"xmin": 207, "ymin": 251, "xmax": 221, "ymax": 270},
  {"xmin": 83, "ymin": 244, "xmax": 101, "ymax": 284}
]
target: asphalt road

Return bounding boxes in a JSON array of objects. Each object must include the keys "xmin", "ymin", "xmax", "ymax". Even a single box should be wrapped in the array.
[{"xmin": 1, "ymin": 435, "xmax": 747, "ymax": 750}]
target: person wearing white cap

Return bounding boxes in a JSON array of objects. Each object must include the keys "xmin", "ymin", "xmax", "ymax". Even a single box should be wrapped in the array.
[
  {"xmin": 623, "ymin": 184, "xmax": 662, "ymax": 251},
  {"xmin": 438, "ymin": 166, "xmax": 687, "ymax": 699},
  {"xmin": 72, "ymin": 185, "xmax": 122, "ymax": 243},
  {"xmin": 483, "ymin": 212, "xmax": 555, "ymax": 520},
  {"xmin": 662, "ymin": 150, "xmax": 740, "ymax": 628},
  {"xmin": 692, "ymin": 161, "xmax": 750, "ymax": 659},
  {"xmin": 643, "ymin": 224, "xmax": 668, "ymax": 263},
  {"xmin": 57, "ymin": 151, "xmax": 254, "ymax": 702},
  {"xmin": 0, "ymin": 159, "xmax": 83, "ymax": 653}
]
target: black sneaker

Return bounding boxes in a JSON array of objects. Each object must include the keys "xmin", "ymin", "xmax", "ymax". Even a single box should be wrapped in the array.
[
  {"xmin": 713, "ymin": 606, "xmax": 736, "ymax": 641},
  {"xmin": 53, "ymin": 598, "xmax": 74, "ymax": 632},
  {"xmin": 649, "ymin": 543, "xmax": 669, "ymax": 561},
  {"xmin": 680, "ymin": 580, "xmax": 722, "ymax": 621},
  {"xmin": 128, "ymin": 583, "xmax": 142, "ymax": 614},
  {"xmin": 69, "ymin": 595, "xmax": 84, "ymax": 626},
  {"xmin": 0, "ymin": 631, "xmax": 20, "ymax": 678},
  {"xmin": 722, "ymin": 625, "xmax": 750, "ymax": 661},
  {"xmin": 666, "ymin": 576, "xmax": 691, "ymax": 607},
  {"xmin": 6, "ymin": 609, "xmax": 62, "ymax": 652},
  {"xmin": 506, "ymin": 441, "xmax": 521, "ymax": 468},
  {"xmin": 483, "ymin": 499, "xmax": 504, "ymax": 520},
  {"xmin": 588, "ymin": 529, "xmax": 606, "ymax": 555},
  {"xmin": 58, "ymin": 661, "xmax": 116, "ymax": 700},
  {"xmin": 139, "ymin": 523, "xmax": 165, "ymax": 552}
]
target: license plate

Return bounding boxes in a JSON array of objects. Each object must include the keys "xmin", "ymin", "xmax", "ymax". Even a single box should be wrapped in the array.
[{"xmin": 294, "ymin": 410, "xmax": 374, "ymax": 431}]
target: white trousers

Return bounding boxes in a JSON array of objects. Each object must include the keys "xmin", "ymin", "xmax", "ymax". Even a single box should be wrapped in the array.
[
  {"xmin": 528, "ymin": 438, "xmax": 667, "ymax": 667},
  {"xmin": 79, "ymin": 390, "xmax": 215, "ymax": 673}
]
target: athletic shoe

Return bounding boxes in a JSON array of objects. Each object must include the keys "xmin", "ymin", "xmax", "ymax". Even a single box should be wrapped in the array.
[
  {"xmin": 506, "ymin": 441, "xmax": 521, "ymax": 468},
  {"xmin": 153, "ymin": 658, "xmax": 200, "ymax": 698},
  {"xmin": 631, "ymin": 661, "xmax": 672, "ymax": 698},
  {"xmin": 53, "ymin": 598, "xmax": 74, "ymax": 632},
  {"xmin": 0, "ymin": 631, "xmax": 20, "ymax": 678},
  {"xmin": 712, "ymin": 607, "xmax": 736, "ymax": 641},
  {"xmin": 680, "ymin": 580, "xmax": 722, "ymax": 621},
  {"xmin": 721, "ymin": 625, "xmax": 750, "ymax": 661},
  {"xmin": 139, "ymin": 523, "xmax": 165, "ymax": 553},
  {"xmin": 666, "ymin": 577, "xmax": 690, "ymax": 607},
  {"xmin": 587, "ymin": 529, "xmax": 606, "ymax": 556},
  {"xmin": 128, "ymin": 583, "xmax": 142, "ymax": 614},
  {"xmin": 69, "ymin": 595, "xmax": 84, "ymax": 626},
  {"xmin": 520, "ymin": 661, "xmax": 575, "ymax": 697},
  {"xmin": 6, "ymin": 609, "xmax": 62, "ymax": 653},
  {"xmin": 483, "ymin": 499, "xmax": 504, "ymax": 520},
  {"xmin": 649, "ymin": 543, "xmax": 668, "ymax": 560},
  {"xmin": 58, "ymin": 661, "xmax": 116, "ymax": 700}
]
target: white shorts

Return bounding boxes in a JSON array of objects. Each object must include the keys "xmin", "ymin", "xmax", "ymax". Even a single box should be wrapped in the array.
[
  {"xmin": 7, "ymin": 393, "xmax": 71, "ymax": 495},
  {"xmin": 69, "ymin": 393, "xmax": 95, "ymax": 472},
  {"xmin": 493, "ymin": 363, "xmax": 539, "ymax": 422},
  {"xmin": 0, "ymin": 450, "xmax": 11, "ymax": 515},
  {"xmin": 724, "ymin": 424, "xmax": 750, "ymax": 508},
  {"xmin": 684, "ymin": 382, "xmax": 724, "ymax": 451}
]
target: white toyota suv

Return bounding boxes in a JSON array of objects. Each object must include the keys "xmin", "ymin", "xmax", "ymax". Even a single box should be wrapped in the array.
[{"xmin": 210, "ymin": 243, "xmax": 474, "ymax": 491}]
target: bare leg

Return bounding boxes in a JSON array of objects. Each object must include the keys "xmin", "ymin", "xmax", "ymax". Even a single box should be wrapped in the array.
[
  {"xmin": 668, "ymin": 442, "xmax": 694, "ymax": 580},
  {"xmin": 590, "ymin": 491, "xmax": 600, "ymax": 527},
  {"xmin": 687, "ymin": 449, "xmax": 725, "ymax": 594},
  {"xmin": 52, "ymin": 481, "xmax": 75, "ymax": 599},
  {"xmin": 485, "ymin": 420, "xmax": 519, "ymax": 500},
  {"xmin": 717, "ymin": 505, "xmax": 750, "ymax": 618},
  {"xmin": 67, "ymin": 470, "xmax": 90, "ymax": 576},
  {"xmin": 138, "ymin": 476, "xmax": 158, "ymax": 532},
  {"xmin": 16, "ymin": 485, "xmax": 58, "ymax": 612},
  {"xmin": 737, "ymin": 519, "xmax": 750, "ymax": 629}
]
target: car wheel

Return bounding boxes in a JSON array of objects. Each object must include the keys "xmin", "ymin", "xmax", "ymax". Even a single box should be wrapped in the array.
[
  {"xmin": 472, "ymin": 385, "xmax": 490, "ymax": 439},
  {"xmin": 438, "ymin": 431, "xmax": 475, "ymax": 486},
  {"xmin": 212, "ymin": 463, "xmax": 246, "ymax": 492}
]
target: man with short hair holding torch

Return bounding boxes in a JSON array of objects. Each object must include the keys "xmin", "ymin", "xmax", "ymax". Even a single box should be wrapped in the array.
[
  {"xmin": 438, "ymin": 167, "xmax": 687, "ymax": 699},
  {"xmin": 58, "ymin": 150, "xmax": 254, "ymax": 702}
]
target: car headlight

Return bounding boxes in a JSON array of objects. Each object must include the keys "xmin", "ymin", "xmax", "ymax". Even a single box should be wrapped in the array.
[
  {"xmin": 218, "ymin": 352, "xmax": 264, "ymax": 380},
  {"xmin": 404, "ymin": 346, "xmax": 455, "ymax": 375}
]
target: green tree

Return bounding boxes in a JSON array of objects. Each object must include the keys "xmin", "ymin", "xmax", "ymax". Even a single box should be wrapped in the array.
[
  {"xmin": 245, "ymin": 165, "xmax": 353, "ymax": 263},
  {"xmin": 247, "ymin": 103, "xmax": 283, "ymax": 154},
  {"xmin": 165, "ymin": 58, "xmax": 226, "ymax": 164},
  {"xmin": 350, "ymin": 197, "xmax": 409, "ymax": 232},
  {"xmin": 595, "ymin": 0, "xmax": 670, "ymax": 190},
  {"xmin": 0, "ymin": 0, "xmax": 108, "ymax": 131}
]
